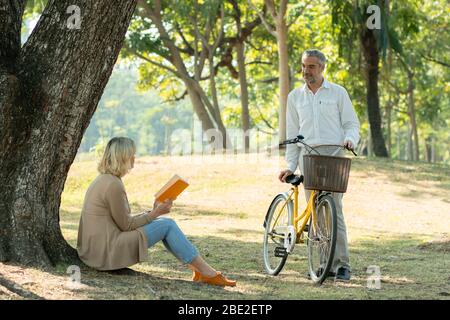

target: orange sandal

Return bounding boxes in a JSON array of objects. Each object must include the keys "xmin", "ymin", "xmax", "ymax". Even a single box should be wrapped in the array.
[
  {"xmin": 197, "ymin": 272, "xmax": 236, "ymax": 287},
  {"xmin": 192, "ymin": 270, "xmax": 201, "ymax": 281}
]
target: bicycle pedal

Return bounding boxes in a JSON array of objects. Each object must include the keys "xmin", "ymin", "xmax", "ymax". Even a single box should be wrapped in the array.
[{"xmin": 274, "ymin": 246, "xmax": 288, "ymax": 258}]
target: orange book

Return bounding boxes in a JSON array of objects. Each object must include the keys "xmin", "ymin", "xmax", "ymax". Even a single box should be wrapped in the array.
[{"xmin": 154, "ymin": 174, "xmax": 189, "ymax": 202}]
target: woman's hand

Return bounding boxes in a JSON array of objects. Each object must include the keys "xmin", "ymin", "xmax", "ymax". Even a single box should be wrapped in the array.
[{"xmin": 149, "ymin": 199, "xmax": 173, "ymax": 219}]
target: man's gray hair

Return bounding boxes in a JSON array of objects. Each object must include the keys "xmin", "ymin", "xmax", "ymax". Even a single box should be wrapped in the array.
[{"xmin": 302, "ymin": 49, "xmax": 327, "ymax": 65}]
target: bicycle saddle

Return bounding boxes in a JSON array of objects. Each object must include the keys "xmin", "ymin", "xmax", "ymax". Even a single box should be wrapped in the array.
[{"xmin": 285, "ymin": 174, "xmax": 303, "ymax": 186}]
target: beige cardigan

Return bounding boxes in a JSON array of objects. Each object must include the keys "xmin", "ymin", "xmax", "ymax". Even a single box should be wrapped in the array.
[{"xmin": 77, "ymin": 174, "xmax": 152, "ymax": 271}]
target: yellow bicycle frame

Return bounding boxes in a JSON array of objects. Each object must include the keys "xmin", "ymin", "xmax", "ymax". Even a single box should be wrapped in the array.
[{"xmin": 272, "ymin": 185, "xmax": 318, "ymax": 241}]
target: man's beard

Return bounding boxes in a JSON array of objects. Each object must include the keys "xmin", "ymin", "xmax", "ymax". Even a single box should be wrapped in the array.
[{"xmin": 303, "ymin": 74, "xmax": 316, "ymax": 84}]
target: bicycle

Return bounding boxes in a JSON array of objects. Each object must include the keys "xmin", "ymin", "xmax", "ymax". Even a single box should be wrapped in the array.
[{"xmin": 262, "ymin": 135, "xmax": 357, "ymax": 285}]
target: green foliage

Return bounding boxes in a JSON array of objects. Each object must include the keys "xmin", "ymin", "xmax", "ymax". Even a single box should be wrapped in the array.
[
  {"xmin": 21, "ymin": 1, "xmax": 449, "ymax": 163},
  {"xmin": 24, "ymin": 0, "xmax": 48, "ymax": 16},
  {"xmin": 79, "ymin": 65, "xmax": 193, "ymax": 156}
]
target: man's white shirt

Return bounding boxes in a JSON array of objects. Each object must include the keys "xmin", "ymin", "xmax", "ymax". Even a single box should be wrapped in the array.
[{"xmin": 285, "ymin": 78, "xmax": 360, "ymax": 172}]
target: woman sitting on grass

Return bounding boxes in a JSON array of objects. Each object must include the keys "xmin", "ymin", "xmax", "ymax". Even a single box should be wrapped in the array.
[{"xmin": 76, "ymin": 137, "xmax": 236, "ymax": 287}]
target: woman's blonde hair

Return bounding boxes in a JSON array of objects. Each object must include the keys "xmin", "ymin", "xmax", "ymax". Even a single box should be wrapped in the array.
[{"xmin": 98, "ymin": 137, "xmax": 136, "ymax": 177}]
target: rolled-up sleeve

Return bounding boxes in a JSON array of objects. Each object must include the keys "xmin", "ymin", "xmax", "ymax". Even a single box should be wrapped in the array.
[
  {"xmin": 286, "ymin": 92, "xmax": 301, "ymax": 172},
  {"xmin": 339, "ymin": 88, "xmax": 360, "ymax": 148},
  {"xmin": 105, "ymin": 181, "xmax": 152, "ymax": 231}
]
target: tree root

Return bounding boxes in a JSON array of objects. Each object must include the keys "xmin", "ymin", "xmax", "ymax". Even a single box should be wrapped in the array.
[{"xmin": 0, "ymin": 272, "xmax": 45, "ymax": 300}]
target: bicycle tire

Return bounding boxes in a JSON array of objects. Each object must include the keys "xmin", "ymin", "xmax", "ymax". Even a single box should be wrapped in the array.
[
  {"xmin": 262, "ymin": 193, "xmax": 294, "ymax": 276},
  {"xmin": 307, "ymin": 194, "xmax": 338, "ymax": 285}
]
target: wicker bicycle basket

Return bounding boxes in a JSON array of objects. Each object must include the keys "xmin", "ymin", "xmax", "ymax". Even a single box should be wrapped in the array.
[{"xmin": 303, "ymin": 154, "xmax": 352, "ymax": 193}]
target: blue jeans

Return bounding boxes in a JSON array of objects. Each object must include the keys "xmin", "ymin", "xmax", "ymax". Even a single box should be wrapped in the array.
[{"xmin": 142, "ymin": 217, "xmax": 199, "ymax": 264}]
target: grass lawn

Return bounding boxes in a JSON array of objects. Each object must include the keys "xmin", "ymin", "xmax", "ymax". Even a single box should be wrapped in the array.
[{"xmin": 1, "ymin": 154, "xmax": 449, "ymax": 300}]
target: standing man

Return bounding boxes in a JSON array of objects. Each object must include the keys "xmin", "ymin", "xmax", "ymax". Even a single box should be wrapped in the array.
[{"xmin": 278, "ymin": 49, "xmax": 360, "ymax": 281}]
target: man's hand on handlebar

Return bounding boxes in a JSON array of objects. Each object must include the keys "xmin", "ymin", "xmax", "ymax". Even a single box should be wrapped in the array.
[
  {"xmin": 343, "ymin": 140, "xmax": 358, "ymax": 156},
  {"xmin": 278, "ymin": 169, "xmax": 293, "ymax": 183},
  {"xmin": 343, "ymin": 139, "xmax": 354, "ymax": 150}
]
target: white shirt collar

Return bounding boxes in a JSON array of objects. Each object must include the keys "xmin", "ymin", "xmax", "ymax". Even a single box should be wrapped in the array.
[{"xmin": 302, "ymin": 77, "xmax": 330, "ymax": 92}]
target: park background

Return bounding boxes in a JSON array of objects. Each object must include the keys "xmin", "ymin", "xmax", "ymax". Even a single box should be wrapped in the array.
[{"xmin": 0, "ymin": 0, "xmax": 449, "ymax": 299}]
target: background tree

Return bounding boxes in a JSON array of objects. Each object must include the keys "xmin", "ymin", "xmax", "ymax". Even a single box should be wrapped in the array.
[
  {"xmin": 329, "ymin": 0, "xmax": 399, "ymax": 157},
  {"xmin": 129, "ymin": 0, "xmax": 232, "ymax": 149},
  {"xmin": 249, "ymin": 0, "xmax": 311, "ymax": 144},
  {"xmin": 228, "ymin": 0, "xmax": 262, "ymax": 152}
]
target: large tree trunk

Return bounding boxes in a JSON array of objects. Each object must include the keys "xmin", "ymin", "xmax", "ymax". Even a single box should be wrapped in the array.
[
  {"xmin": 0, "ymin": 0, "xmax": 138, "ymax": 266},
  {"xmin": 360, "ymin": 28, "xmax": 389, "ymax": 157}
]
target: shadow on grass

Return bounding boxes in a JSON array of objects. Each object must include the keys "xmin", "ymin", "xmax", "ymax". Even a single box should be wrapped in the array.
[
  {"xmin": 174, "ymin": 204, "xmax": 232, "ymax": 217},
  {"xmin": 352, "ymin": 157, "xmax": 450, "ymax": 199},
  {"xmin": 218, "ymin": 228, "xmax": 262, "ymax": 237},
  {"xmin": 169, "ymin": 203, "xmax": 248, "ymax": 219},
  {"xmin": 3, "ymin": 231, "xmax": 449, "ymax": 300}
]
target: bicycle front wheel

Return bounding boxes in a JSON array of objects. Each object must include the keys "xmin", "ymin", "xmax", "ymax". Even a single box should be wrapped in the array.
[
  {"xmin": 263, "ymin": 193, "xmax": 294, "ymax": 276},
  {"xmin": 307, "ymin": 194, "xmax": 337, "ymax": 285}
]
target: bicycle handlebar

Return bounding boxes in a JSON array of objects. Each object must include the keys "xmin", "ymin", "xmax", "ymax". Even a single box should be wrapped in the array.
[
  {"xmin": 279, "ymin": 134, "xmax": 305, "ymax": 146},
  {"xmin": 279, "ymin": 134, "xmax": 358, "ymax": 156}
]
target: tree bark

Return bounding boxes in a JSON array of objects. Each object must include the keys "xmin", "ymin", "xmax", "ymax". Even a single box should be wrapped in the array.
[
  {"xmin": 367, "ymin": 131, "xmax": 373, "ymax": 157},
  {"xmin": 230, "ymin": 0, "xmax": 250, "ymax": 152},
  {"xmin": 0, "ymin": 0, "xmax": 138, "ymax": 266},
  {"xmin": 185, "ymin": 82, "xmax": 222, "ymax": 146},
  {"xmin": 360, "ymin": 27, "xmax": 389, "ymax": 157},
  {"xmin": 276, "ymin": 17, "xmax": 289, "ymax": 144},
  {"xmin": 431, "ymin": 136, "xmax": 436, "ymax": 163},
  {"xmin": 425, "ymin": 136, "xmax": 432, "ymax": 163},
  {"xmin": 407, "ymin": 126, "xmax": 413, "ymax": 161},
  {"xmin": 236, "ymin": 42, "xmax": 250, "ymax": 152},
  {"xmin": 386, "ymin": 102, "xmax": 392, "ymax": 157},
  {"xmin": 0, "ymin": 0, "xmax": 26, "ymax": 74},
  {"xmin": 406, "ymin": 73, "xmax": 419, "ymax": 161}
]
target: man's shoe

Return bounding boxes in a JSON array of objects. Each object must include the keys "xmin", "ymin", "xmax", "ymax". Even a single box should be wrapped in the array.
[
  {"xmin": 334, "ymin": 267, "xmax": 351, "ymax": 282},
  {"xmin": 307, "ymin": 267, "xmax": 336, "ymax": 279}
]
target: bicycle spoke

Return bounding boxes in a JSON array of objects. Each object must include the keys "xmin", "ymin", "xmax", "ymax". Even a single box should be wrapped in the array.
[
  {"xmin": 263, "ymin": 194, "xmax": 293, "ymax": 275},
  {"xmin": 308, "ymin": 195, "xmax": 337, "ymax": 284},
  {"xmin": 269, "ymin": 237, "xmax": 284, "ymax": 246}
]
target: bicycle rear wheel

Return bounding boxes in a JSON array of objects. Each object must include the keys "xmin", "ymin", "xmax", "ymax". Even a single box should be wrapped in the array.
[
  {"xmin": 307, "ymin": 194, "xmax": 337, "ymax": 284},
  {"xmin": 263, "ymin": 193, "xmax": 294, "ymax": 275}
]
